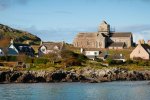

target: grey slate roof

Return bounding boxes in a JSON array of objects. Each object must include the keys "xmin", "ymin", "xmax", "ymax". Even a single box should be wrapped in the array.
[
  {"xmin": 8, "ymin": 48, "xmax": 18, "ymax": 55},
  {"xmin": 109, "ymin": 42, "xmax": 125, "ymax": 47},
  {"xmin": 42, "ymin": 42, "xmax": 64, "ymax": 50},
  {"xmin": 77, "ymin": 32, "xmax": 98, "ymax": 38},
  {"xmin": 141, "ymin": 44, "xmax": 150, "ymax": 54},
  {"xmin": 110, "ymin": 32, "xmax": 132, "ymax": 37},
  {"xmin": 8, "ymin": 43, "xmax": 35, "ymax": 56},
  {"xmin": 83, "ymin": 48, "xmax": 101, "ymax": 51}
]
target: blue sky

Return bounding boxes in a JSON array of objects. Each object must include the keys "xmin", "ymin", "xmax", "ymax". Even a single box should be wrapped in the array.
[{"xmin": 0, "ymin": 0, "xmax": 150, "ymax": 43}]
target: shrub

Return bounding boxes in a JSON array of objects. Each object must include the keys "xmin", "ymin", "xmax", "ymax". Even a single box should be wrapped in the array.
[
  {"xmin": 25, "ymin": 57, "xmax": 34, "ymax": 63},
  {"xmin": 43, "ymin": 53, "xmax": 59, "ymax": 64},
  {"xmin": 126, "ymin": 59, "xmax": 133, "ymax": 64},
  {"xmin": 137, "ymin": 60, "xmax": 149, "ymax": 66},
  {"xmin": 7, "ymin": 56, "xmax": 17, "ymax": 61},
  {"xmin": 0, "ymin": 56, "xmax": 6, "ymax": 61},
  {"xmin": 60, "ymin": 50, "xmax": 87, "ymax": 67},
  {"xmin": 106, "ymin": 58, "xmax": 124, "ymax": 65},
  {"xmin": 77, "ymin": 54, "xmax": 87, "ymax": 62},
  {"xmin": 62, "ymin": 57, "xmax": 82, "ymax": 67},
  {"xmin": 61, "ymin": 50, "xmax": 78, "ymax": 59},
  {"xmin": 34, "ymin": 58, "xmax": 49, "ymax": 64}
]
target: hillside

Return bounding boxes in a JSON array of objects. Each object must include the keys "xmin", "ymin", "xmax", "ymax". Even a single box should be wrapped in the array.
[{"xmin": 0, "ymin": 24, "xmax": 41, "ymax": 44}]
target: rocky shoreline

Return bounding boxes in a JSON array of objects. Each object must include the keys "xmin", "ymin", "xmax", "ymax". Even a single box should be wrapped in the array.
[{"xmin": 0, "ymin": 68, "xmax": 150, "ymax": 83}]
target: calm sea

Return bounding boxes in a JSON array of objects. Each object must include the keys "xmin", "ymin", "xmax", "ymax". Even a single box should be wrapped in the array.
[{"xmin": 0, "ymin": 81, "xmax": 150, "ymax": 100}]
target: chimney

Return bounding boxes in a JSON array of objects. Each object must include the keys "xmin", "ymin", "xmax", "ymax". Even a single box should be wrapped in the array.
[
  {"xmin": 10, "ymin": 39, "xmax": 14, "ymax": 44},
  {"xmin": 138, "ymin": 39, "xmax": 145, "ymax": 45},
  {"xmin": 40, "ymin": 41, "xmax": 43, "ymax": 46},
  {"xmin": 81, "ymin": 48, "xmax": 84, "ymax": 54}
]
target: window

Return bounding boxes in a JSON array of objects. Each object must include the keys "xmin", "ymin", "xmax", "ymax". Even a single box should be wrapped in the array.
[
  {"xmin": 87, "ymin": 41, "xmax": 90, "ymax": 45},
  {"xmin": 41, "ymin": 48, "xmax": 45, "ymax": 52},
  {"xmin": 94, "ymin": 52, "xmax": 97, "ymax": 55}
]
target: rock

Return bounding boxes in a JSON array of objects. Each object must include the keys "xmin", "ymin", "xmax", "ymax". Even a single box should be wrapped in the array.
[
  {"xmin": 0, "ymin": 68, "xmax": 150, "ymax": 83},
  {"xmin": 10, "ymin": 72, "xmax": 22, "ymax": 82},
  {"xmin": 17, "ymin": 72, "xmax": 36, "ymax": 83},
  {"xmin": 51, "ymin": 71, "xmax": 67, "ymax": 82}
]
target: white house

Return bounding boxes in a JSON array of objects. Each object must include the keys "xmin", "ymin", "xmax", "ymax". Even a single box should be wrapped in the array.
[
  {"xmin": 38, "ymin": 41, "xmax": 64, "ymax": 56},
  {"xmin": 8, "ymin": 39, "xmax": 35, "ymax": 56},
  {"xmin": 130, "ymin": 42, "xmax": 150, "ymax": 60},
  {"xmin": 81, "ymin": 48, "xmax": 101, "ymax": 60},
  {"xmin": 0, "ymin": 48, "xmax": 5, "ymax": 56}
]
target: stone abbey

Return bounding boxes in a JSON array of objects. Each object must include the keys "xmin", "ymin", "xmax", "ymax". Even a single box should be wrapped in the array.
[{"xmin": 73, "ymin": 21, "xmax": 133, "ymax": 49}]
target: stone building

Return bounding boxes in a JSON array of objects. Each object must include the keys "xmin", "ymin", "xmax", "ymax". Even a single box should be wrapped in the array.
[{"xmin": 73, "ymin": 21, "xmax": 133, "ymax": 49}]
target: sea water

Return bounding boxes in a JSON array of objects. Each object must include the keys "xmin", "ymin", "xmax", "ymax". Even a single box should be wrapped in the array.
[{"xmin": 0, "ymin": 81, "xmax": 150, "ymax": 100}]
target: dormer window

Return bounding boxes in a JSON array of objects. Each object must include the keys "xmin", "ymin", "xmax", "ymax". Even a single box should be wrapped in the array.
[{"xmin": 41, "ymin": 48, "xmax": 45, "ymax": 52}]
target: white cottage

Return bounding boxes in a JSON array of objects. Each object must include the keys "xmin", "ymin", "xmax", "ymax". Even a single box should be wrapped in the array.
[
  {"xmin": 0, "ymin": 48, "xmax": 5, "ymax": 56},
  {"xmin": 38, "ymin": 42, "xmax": 65, "ymax": 56},
  {"xmin": 81, "ymin": 48, "xmax": 101, "ymax": 60},
  {"xmin": 130, "ymin": 43, "xmax": 150, "ymax": 60}
]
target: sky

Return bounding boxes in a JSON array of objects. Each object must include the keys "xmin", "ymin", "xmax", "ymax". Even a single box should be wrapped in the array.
[{"xmin": 0, "ymin": 0, "xmax": 150, "ymax": 43}]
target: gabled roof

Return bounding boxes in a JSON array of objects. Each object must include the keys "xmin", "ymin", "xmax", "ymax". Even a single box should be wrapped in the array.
[
  {"xmin": 41, "ymin": 42, "xmax": 64, "ymax": 50},
  {"xmin": 83, "ymin": 48, "xmax": 101, "ymax": 51},
  {"xmin": 99, "ymin": 52, "xmax": 108, "ymax": 58},
  {"xmin": 141, "ymin": 44, "xmax": 150, "ymax": 54},
  {"xmin": 76, "ymin": 32, "xmax": 98, "ymax": 38},
  {"xmin": 13, "ymin": 43, "xmax": 30, "ymax": 52},
  {"xmin": 7, "ymin": 48, "xmax": 18, "ymax": 55},
  {"xmin": 9, "ymin": 43, "xmax": 35, "ymax": 56},
  {"xmin": 0, "ymin": 47, "xmax": 8, "ymax": 53},
  {"xmin": 109, "ymin": 42, "xmax": 125, "ymax": 47},
  {"xmin": 110, "ymin": 32, "xmax": 132, "ymax": 37},
  {"xmin": 110, "ymin": 54, "xmax": 125, "ymax": 59}
]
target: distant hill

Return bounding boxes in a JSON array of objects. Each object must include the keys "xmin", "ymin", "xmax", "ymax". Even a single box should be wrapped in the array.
[{"xmin": 0, "ymin": 24, "xmax": 41, "ymax": 45}]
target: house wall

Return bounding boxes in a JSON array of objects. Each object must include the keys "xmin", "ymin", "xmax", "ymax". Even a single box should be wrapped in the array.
[
  {"xmin": 0, "ymin": 49, "xmax": 4, "ymax": 56},
  {"xmin": 39, "ymin": 46, "xmax": 47, "ymax": 54},
  {"xmin": 130, "ymin": 45, "xmax": 149, "ymax": 60},
  {"xmin": 9, "ymin": 44, "xmax": 18, "ymax": 53},
  {"xmin": 85, "ymin": 51, "xmax": 100, "ymax": 56},
  {"xmin": 109, "ymin": 47, "xmax": 123, "ymax": 50},
  {"xmin": 110, "ymin": 37, "xmax": 131, "ymax": 47}
]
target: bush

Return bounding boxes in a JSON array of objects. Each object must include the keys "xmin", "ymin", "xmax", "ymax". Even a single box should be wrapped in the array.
[
  {"xmin": 126, "ymin": 59, "xmax": 134, "ymax": 64},
  {"xmin": 0, "ymin": 56, "xmax": 6, "ymax": 61},
  {"xmin": 7, "ymin": 56, "xmax": 17, "ymax": 61},
  {"xmin": 25, "ymin": 57, "xmax": 34, "ymax": 63},
  {"xmin": 61, "ymin": 50, "xmax": 78, "ymax": 59},
  {"xmin": 60, "ymin": 50, "xmax": 87, "ymax": 67},
  {"xmin": 77, "ymin": 54, "xmax": 87, "ymax": 62},
  {"xmin": 106, "ymin": 58, "xmax": 124, "ymax": 65},
  {"xmin": 34, "ymin": 58, "xmax": 49, "ymax": 64},
  {"xmin": 137, "ymin": 60, "xmax": 149, "ymax": 66},
  {"xmin": 95, "ymin": 58, "xmax": 103, "ymax": 62},
  {"xmin": 62, "ymin": 57, "xmax": 82, "ymax": 67}
]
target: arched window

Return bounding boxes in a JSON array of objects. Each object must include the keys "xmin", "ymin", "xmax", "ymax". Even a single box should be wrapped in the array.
[
  {"xmin": 99, "ymin": 42, "xmax": 101, "ymax": 46},
  {"xmin": 87, "ymin": 41, "xmax": 90, "ymax": 45}
]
